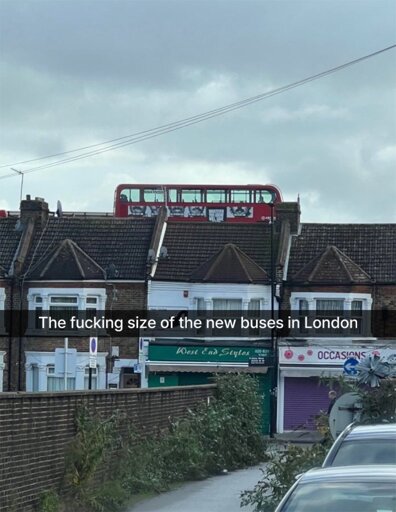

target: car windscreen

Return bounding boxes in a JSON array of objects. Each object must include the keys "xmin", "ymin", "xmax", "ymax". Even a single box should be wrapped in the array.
[
  {"xmin": 332, "ymin": 439, "xmax": 396, "ymax": 466},
  {"xmin": 281, "ymin": 482, "xmax": 396, "ymax": 512}
]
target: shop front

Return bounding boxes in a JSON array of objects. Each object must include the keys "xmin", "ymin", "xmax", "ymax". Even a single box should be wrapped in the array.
[
  {"xmin": 147, "ymin": 342, "xmax": 273, "ymax": 434},
  {"xmin": 277, "ymin": 344, "xmax": 396, "ymax": 433}
]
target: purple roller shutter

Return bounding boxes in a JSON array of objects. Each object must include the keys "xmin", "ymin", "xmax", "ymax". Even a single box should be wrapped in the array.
[{"xmin": 283, "ymin": 377, "xmax": 331, "ymax": 431}]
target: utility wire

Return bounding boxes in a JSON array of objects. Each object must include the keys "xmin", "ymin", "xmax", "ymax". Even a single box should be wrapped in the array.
[{"xmin": 0, "ymin": 43, "xmax": 395, "ymax": 179}]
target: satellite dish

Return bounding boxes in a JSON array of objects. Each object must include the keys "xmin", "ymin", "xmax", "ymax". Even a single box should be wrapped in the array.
[
  {"xmin": 56, "ymin": 200, "xmax": 63, "ymax": 217},
  {"xmin": 159, "ymin": 246, "xmax": 168, "ymax": 259},
  {"xmin": 329, "ymin": 392, "xmax": 362, "ymax": 440},
  {"xmin": 14, "ymin": 219, "xmax": 23, "ymax": 232},
  {"xmin": 147, "ymin": 249, "xmax": 156, "ymax": 263}
]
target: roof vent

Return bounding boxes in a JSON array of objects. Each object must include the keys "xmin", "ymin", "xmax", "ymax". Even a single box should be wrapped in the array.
[{"xmin": 106, "ymin": 263, "xmax": 120, "ymax": 279}]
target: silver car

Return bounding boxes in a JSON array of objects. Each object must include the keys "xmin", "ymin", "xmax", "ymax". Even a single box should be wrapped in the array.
[
  {"xmin": 322, "ymin": 423, "xmax": 396, "ymax": 467},
  {"xmin": 275, "ymin": 465, "xmax": 396, "ymax": 512}
]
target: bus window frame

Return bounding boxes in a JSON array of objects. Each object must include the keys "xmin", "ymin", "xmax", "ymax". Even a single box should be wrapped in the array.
[
  {"xmin": 206, "ymin": 189, "xmax": 227, "ymax": 203},
  {"xmin": 228, "ymin": 189, "xmax": 252, "ymax": 203},
  {"xmin": 180, "ymin": 188, "xmax": 204, "ymax": 203},
  {"xmin": 143, "ymin": 187, "xmax": 165, "ymax": 203},
  {"xmin": 255, "ymin": 189, "xmax": 276, "ymax": 204}
]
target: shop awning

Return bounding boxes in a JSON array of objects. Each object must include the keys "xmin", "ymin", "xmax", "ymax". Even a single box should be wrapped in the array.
[{"xmin": 147, "ymin": 364, "xmax": 268, "ymax": 374}]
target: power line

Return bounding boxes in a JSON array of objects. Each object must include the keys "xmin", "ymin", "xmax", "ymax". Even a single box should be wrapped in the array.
[{"xmin": 0, "ymin": 43, "xmax": 395, "ymax": 180}]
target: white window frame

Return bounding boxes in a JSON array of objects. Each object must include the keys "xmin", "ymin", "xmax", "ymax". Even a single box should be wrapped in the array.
[
  {"xmin": 27, "ymin": 287, "xmax": 106, "ymax": 331},
  {"xmin": 290, "ymin": 292, "xmax": 373, "ymax": 338},
  {"xmin": 25, "ymin": 351, "xmax": 107, "ymax": 392}
]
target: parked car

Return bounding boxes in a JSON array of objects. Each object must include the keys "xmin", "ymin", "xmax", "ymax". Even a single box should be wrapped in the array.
[
  {"xmin": 275, "ymin": 465, "xmax": 396, "ymax": 512},
  {"xmin": 322, "ymin": 423, "xmax": 396, "ymax": 467}
]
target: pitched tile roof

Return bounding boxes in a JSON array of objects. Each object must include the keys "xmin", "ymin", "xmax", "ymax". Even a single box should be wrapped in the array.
[
  {"xmin": 30, "ymin": 239, "xmax": 106, "ymax": 280},
  {"xmin": 292, "ymin": 245, "xmax": 373, "ymax": 284},
  {"xmin": 0, "ymin": 217, "xmax": 23, "ymax": 277},
  {"xmin": 23, "ymin": 217, "xmax": 156, "ymax": 280},
  {"xmin": 190, "ymin": 243, "xmax": 269, "ymax": 283},
  {"xmin": 289, "ymin": 224, "xmax": 396, "ymax": 283},
  {"xmin": 154, "ymin": 222, "xmax": 276, "ymax": 282}
]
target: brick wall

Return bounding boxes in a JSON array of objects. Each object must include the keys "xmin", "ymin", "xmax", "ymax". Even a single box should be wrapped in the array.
[{"xmin": 0, "ymin": 385, "xmax": 216, "ymax": 512}]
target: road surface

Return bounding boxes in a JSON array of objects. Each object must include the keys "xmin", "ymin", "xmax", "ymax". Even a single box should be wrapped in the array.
[{"xmin": 127, "ymin": 464, "xmax": 265, "ymax": 512}]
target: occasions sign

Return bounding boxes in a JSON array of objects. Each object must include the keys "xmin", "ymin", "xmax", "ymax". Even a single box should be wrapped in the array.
[{"xmin": 279, "ymin": 346, "xmax": 396, "ymax": 366}]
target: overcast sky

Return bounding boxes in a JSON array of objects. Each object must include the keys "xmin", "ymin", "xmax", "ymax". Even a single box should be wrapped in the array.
[{"xmin": 0, "ymin": 0, "xmax": 395, "ymax": 222}]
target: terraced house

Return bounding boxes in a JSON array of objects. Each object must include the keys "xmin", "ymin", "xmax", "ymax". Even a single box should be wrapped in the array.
[
  {"xmin": 1, "ymin": 194, "xmax": 395, "ymax": 436},
  {"xmin": 277, "ymin": 223, "xmax": 396, "ymax": 433},
  {"xmin": 0, "ymin": 195, "xmax": 163, "ymax": 392}
]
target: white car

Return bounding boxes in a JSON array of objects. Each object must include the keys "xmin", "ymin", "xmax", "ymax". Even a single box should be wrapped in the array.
[
  {"xmin": 322, "ymin": 423, "xmax": 396, "ymax": 467},
  {"xmin": 275, "ymin": 465, "xmax": 396, "ymax": 512}
]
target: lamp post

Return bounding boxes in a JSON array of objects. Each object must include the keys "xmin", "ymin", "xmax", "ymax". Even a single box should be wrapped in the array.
[{"xmin": 263, "ymin": 195, "xmax": 277, "ymax": 436}]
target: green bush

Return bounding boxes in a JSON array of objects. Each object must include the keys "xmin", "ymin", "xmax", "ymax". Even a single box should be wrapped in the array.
[
  {"xmin": 120, "ymin": 373, "xmax": 266, "ymax": 498},
  {"xmin": 240, "ymin": 443, "xmax": 328, "ymax": 512},
  {"xmin": 58, "ymin": 374, "xmax": 266, "ymax": 511},
  {"xmin": 38, "ymin": 490, "xmax": 60, "ymax": 512}
]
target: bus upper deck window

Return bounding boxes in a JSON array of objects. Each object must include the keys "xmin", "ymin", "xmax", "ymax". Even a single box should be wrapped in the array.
[
  {"xmin": 120, "ymin": 189, "xmax": 130, "ymax": 201},
  {"xmin": 207, "ymin": 190, "xmax": 226, "ymax": 203},
  {"xmin": 181, "ymin": 189, "xmax": 202, "ymax": 202},
  {"xmin": 168, "ymin": 189, "xmax": 178, "ymax": 202},
  {"xmin": 143, "ymin": 189, "xmax": 164, "ymax": 202},
  {"xmin": 256, "ymin": 190, "xmax": 275, "ymax": 203},
  {"xmin": 230, "ymin": 190, "xmax": 250, "ymax": 203}
]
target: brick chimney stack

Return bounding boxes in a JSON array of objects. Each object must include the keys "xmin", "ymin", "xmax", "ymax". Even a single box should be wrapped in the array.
[
  {"xmin": 275, "ymin": 201, "xmax": 301, "ymax": 235},
  {"xmin": 20, "ymin": 195, "xmax": 49, "ymax": 229}
]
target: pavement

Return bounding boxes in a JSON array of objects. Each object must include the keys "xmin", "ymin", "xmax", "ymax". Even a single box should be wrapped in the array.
[
  {"xmin": 274, "ymin": 430, "xmax": 323, "ymax": 444},
  {"xmin": 126, "ymin": 464, "xmax": 266, "ymax": 512}
]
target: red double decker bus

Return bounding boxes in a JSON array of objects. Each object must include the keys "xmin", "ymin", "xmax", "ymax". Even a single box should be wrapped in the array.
[{"xmin": 114, "ymin": 184, "xmax": 282, "ymax": 223}]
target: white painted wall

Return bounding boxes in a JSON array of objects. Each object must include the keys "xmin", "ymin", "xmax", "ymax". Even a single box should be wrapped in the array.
[
  {"xmin": 25, "ymin": 351, "xmax": 107, "ymax": 391},
  {"xmin": 148, "ymin": 281, "xmax": 274, "ymax": 310}
]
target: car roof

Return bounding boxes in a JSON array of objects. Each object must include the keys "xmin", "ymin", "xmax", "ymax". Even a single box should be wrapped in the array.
[
  {"xmin": 346, "ymin": 423, "xmax": 396, "ymax": 440},
  {"xmin": 299, "ymin": 465, "xmax": 396, "ymax": 484}
]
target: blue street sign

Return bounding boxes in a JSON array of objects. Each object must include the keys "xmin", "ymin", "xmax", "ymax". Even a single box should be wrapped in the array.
[
  {"xmin": 343, "ymin": 357, "xmax": 359, "ymax": 376},
  {"xmin": 89, "ymin": 337, "xmax": 97, "ymax": 356}
]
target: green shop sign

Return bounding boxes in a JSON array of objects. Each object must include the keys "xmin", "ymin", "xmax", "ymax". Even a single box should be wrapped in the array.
[{"xmin": 148, "ymin": 344, "xmax": 270, "ymax": 363}]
